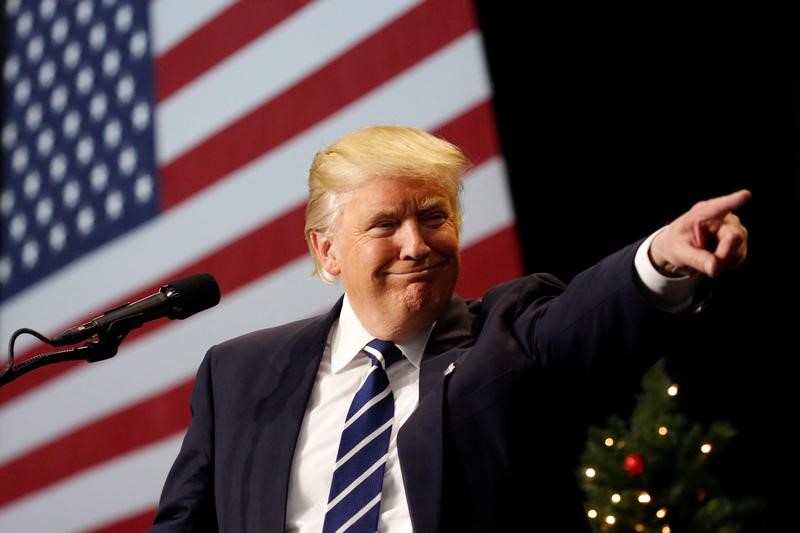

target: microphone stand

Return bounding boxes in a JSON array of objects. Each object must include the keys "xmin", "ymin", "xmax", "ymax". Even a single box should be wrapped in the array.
[{"xmin": 0, "ymin": 315, "xmax": 145, "ymax": 387}]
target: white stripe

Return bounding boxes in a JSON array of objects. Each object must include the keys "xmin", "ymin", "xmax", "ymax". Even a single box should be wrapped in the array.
[
  {"xmin": 150, "ymin": 0, "xmax": 235, "ymax": 55},
  {"xmin": 1, "ymin": 31, "xmax": 494, "ymax": 357},
  {"xmin": 0, "ymin": 155, "xmax": 512, "ymax": 465},
  {"xmin": 460, "ymin": 158, "xmax": 514, "ymax": 245},
  {"xmin": 327, "ymin": 453, "xmax": 387, "ymax": 510},
  {"xmin": 0, "ymin": 433, "xmax": 184, "ymax": 533},
  {"xmin": 157, "ymin": 0, "xmax": 421, "ymax": 164},
  {"xmin": 334, "ymin": 418, "xmax": 393, "ymax": 470},
  {"xmin": 362, "ymin": 345, "xmax": 387, "ymax": 367},
  {"xmin": 335, "ymin": 493, "xmax": 382, "ymax": 533},
  {"xmin": 343, "ymin": 387, "xmax": 391, "ymax": 430}
]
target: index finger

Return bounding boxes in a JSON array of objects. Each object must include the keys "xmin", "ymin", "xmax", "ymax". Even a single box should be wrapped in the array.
[{"xmin": 695, "ymin": 189, "xmax": 752, "ymax": 219}]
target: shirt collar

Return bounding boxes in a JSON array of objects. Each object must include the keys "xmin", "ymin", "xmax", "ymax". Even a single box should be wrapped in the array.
[{"xmin": 330, "ymin": 294, "xmax": 431, "ymax": 374}]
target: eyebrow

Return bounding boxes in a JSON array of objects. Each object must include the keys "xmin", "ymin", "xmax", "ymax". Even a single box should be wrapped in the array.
[{"xmin": 364, "ymin": 196, "xmax": 451, "ymax": 224}]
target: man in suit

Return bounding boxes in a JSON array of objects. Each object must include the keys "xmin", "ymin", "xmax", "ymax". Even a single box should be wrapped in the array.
[{"xmin": 151, "ymin": 126, "xmax": 750, "ymax": 532}]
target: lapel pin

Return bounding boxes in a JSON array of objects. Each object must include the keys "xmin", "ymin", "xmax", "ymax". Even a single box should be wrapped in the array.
[{"xmin": 444, "ymin": 362, "xmax": 456, "ymax": 376}]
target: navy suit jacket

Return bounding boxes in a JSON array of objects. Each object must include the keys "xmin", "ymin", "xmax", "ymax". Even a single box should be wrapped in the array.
[{"xmin": 151, "ymin": 241, "xmax": 688, "ymax": 532}]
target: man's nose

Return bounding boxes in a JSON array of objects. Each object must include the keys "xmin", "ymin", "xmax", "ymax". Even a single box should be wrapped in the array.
[{"xmin": 398, "ymin": 220, "xmax": 430, "ymax": 260}]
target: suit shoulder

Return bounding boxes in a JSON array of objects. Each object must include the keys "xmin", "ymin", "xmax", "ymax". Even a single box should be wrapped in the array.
[{"xmin": 481, "ymin": 273, "xmax": 566, "ymax": 311}]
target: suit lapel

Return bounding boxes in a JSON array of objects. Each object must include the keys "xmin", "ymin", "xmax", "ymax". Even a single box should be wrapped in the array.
[
  {"xmin": 398, "ymin": 295, "xmax": 476, "ymax": 533},
  {"xmin": 249, "ymin": 298, "xmax": 344, "ymax": 532}
]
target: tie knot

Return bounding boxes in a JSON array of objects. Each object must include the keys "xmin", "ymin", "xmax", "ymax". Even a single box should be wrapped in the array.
[{"xmin": 364, "ymin": 338, "xmax": 403, "ymax": 369}]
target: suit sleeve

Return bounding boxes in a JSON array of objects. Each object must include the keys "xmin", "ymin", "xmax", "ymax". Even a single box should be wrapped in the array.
[
  {"xmin": 511, "ymin": 240, "xmax": 686, "ymax": 378},
  {"xmin": 150, "ymin": 349, "xmax": 218, "ymax": 532}
]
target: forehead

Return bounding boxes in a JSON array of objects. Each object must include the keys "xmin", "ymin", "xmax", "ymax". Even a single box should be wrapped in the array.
[{"xmin": 345, "ymin": 178, "xmax": 451, "ymax": 212}]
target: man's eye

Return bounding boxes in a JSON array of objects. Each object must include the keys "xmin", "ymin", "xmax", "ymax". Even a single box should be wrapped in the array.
[{"xmin": 424, "ymin": 212, "xmax": 447, "ymax": 224}]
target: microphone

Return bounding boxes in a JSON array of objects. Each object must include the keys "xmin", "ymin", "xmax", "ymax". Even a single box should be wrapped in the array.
[{"xmin": 51, "ymin": 273, "xmax": 221, "ymax": 346}]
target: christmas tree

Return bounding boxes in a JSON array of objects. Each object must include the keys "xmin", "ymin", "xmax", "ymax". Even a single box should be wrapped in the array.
[{"xmin": 578, "ymin": 359, "xmax": 763, "ymax": 532}]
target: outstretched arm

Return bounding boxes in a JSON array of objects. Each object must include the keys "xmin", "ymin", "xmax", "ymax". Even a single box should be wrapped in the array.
[{"xmin": 648, "ymin": 189, "xmax": 751, "ymax": 278}]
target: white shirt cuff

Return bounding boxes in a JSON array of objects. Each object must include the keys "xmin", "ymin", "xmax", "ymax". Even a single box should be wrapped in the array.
[{"xmin": 634, "ymin": 229, "xmax": 700, "ymax": 314}]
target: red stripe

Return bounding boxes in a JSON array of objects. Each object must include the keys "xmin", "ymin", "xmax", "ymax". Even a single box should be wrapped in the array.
[
  {"xmin": 0, "ymin": 105, "xmax": 512, "ymax": 507},
  {"xmin": 155, "ymin": 0, "xmax": 311, "ymax": 101},
  {"xmin": 436, "ymin": 100, "xmax": 502, "ymax": 167},
  {"xmin": 0, "ymin": 382, "xmax": 193, "ymax": 507},
  {"xmin": 456, "ymin": 225, "xmax": 524, "ymax": 298},
  {"xmin": 0, "ymin": 99, "xmax": 497, "ymax": 406},
  {"xmin": 160, "ymin": 0, "xmax": 478, "ymax": 207},
  {"xmin": 85, "ymin": 508, "xmax": 156, "ymax": 533}
]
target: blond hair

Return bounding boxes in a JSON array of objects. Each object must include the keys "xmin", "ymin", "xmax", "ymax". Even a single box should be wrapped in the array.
[{"xmin": 304, "ymin": 126, "xmax": 470, "ymax": 283}]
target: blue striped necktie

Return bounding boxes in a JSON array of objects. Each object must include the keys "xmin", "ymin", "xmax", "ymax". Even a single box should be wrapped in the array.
[{"xmin": 322, "ymin": 339, "xmax": 403, "ymax": 533}]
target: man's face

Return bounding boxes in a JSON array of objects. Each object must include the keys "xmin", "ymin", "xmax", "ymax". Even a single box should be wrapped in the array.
[{"xmin": 313, "ymin": 177, "xmax": 460, "ymax": 340}]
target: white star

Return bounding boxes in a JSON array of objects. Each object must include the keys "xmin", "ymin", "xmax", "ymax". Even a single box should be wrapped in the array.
[
  {"xmin": 16, "ymin": 11, "xmax": 33, "ymax": 38},
  {"xmin": 63, "ymin": 111, "xmax": 81, "ymax": 138},
  {"xmin": 21, "ymin": 240, "xmax": 41, "ymax": 269},
  {"xmin": 130, "ymin": 30, "xmax": 148, "ymax": 58},
  {"xmin": 77, "ymin": 67, "xmax": 95, "ymax": 94},
  {"xmin": 51, "ymin": 17, "xmax": 69, "ymax": 45},
  {"xmin": 10, "ymin": 213, "xmax": 27, "ymax": 242},
  {"xmin": 104, "ymin": 120, "xmax": 122, "ymax": 147},
  {"xmin": 77, "ymin": 136, "xmax": 94, "ymax": 164},
  {"xmin": 105, "ymin": 190, "xmax": 124, "ymax": 220},
  {"xmin": 50, "ymin": 84, "xmax": 69, "ymax": 113},
  {"xmin": 40, "ymin": 0, "xmax": 57, "ymax": 20},
  {"xmin": 77, "ymin": 206, "xmax": 95, "ymax": 235},
  {"xmin": 6, "ymin": 0, "xmax": 21, "ymax": 16},
  {"xmin": 90, "ymin": 23, "xmax": 107, "ymax": 51},
  {"xmin": 27, "ymin": 35, "xmax": 45, "ymax": 63},
  {"xmin": 63, "ymin": 42, "xmax": 82, "ymax": 70},
  {"xmin": 14, "ymin": 77, "xmax": 31, "ymax": 106},
  {"xmin": 103, "ymin": 49, "xmax": 120, "ymax": 77},
  {"xmin": 132, "ymin": 101, "xmax": 150, "ymax": 130},
  {"xmin": 76, "ymin": 0, "xmax": 93, "ymax": 25},
  {"xmin": 115, "ymin": 4, "xmax": 133, "ymax": 33},
  {"xmin": 135, "ymin": 173, "xmax": 153, "ymax": 203},
  {"xmin": 0, "ymin": 189, "xmax": 14, "ymax": 216},
  {"xmin": 22, "ymin": 240, "xmax": 40, "ymax": 269},
  {"xmin": 2, "ymin": 122, "xmax": 18, "ymax": 149},
  {"xmin": 36, "ymin": 197, "xmax": 54, "ymax": 225},
  {"xmin": 90, "ymin": 93, "xmax": 108, "ymax": 121},
  {"xmin": 63, "ymin": 180, "xmax": 81, "ymax": 209},
  {"xmin": 50, "ymin": 154, "xmax": 67, "ymax": 182},
  {"xmin": 38, "ymin": 60, "xmax": 56, "ymax": 88},
  {"xmin": 25, "ymin": 103, "xmax": 43, "ymax": 130},
  {"xmin": 23, "ymin": 171, "xmax": 41, "ymax": 199},
  {"xmin": 119, "ymin": 146, "xmax": 137, "ymax": 175},
  {"xmin": 117, "ymin": 75, "xmax": 135, "ymax": 104},
  {"xmin": 12, "ymin": 145, "xmax": 29, "ymax": 173},
  {"xmin": 49, "ymin": 223, "xmax": 67, "ymax": 252},
  {"xmin": 4, "ymin": 55, "xmax": 20, "ymax": 82},
  {"xmin": 37, "ymin": 128, "xmax": 55, "ymax": 156},
  {"xmin": 91, "ymin": 163, "xmax": 109, "ymax": 191}
]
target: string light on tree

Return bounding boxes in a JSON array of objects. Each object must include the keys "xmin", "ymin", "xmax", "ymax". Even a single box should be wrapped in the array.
[{"xmin": 578, "ymin": 360, "xmax": 764, "ymax": 531}]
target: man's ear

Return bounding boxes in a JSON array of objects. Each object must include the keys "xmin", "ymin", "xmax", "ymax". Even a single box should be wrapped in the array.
[{"xmin": 310, "ymin": 231, "xmax": 341, "ymax": 277}]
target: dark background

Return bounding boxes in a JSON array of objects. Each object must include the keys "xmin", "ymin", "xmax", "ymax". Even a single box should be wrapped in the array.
[{"xmin": 475, "ymin": 3, "xmax": 798, "ymax": 530}]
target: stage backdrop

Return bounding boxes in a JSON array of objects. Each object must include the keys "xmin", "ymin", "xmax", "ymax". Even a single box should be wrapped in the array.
[{"xmin": 0, "ymin": 1, "xmax": 523, "ymax": 530}]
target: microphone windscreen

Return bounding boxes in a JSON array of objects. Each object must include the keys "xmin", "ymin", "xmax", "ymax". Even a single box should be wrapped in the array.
[{"xmin": 166, "ymin": 273, "xmax": 221, "ymax": 319}]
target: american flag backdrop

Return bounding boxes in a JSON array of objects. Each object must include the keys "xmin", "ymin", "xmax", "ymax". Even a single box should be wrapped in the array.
[{"xmin": 0, "ymin": 0, "xmax": 523, "ymax": 531}]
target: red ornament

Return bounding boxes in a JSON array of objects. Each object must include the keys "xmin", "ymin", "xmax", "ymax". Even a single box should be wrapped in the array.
[{"xmin": 624, "ymin": 453, "xmax": 645, "ymax": 476}]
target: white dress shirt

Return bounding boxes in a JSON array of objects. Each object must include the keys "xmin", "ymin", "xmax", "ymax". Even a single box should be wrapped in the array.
[
  {"xmin": 285, "ymin": 233, "xmax": 695, "ymax": 532},
  {"xmin": 286, "ymin": 295, "xmax": 429, "ymax": 533}
]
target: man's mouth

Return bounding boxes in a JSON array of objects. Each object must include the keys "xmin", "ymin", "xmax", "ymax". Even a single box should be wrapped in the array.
[{"xmin": 386, "ymin": 262, "xmax": 444, "ymax": 277}]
